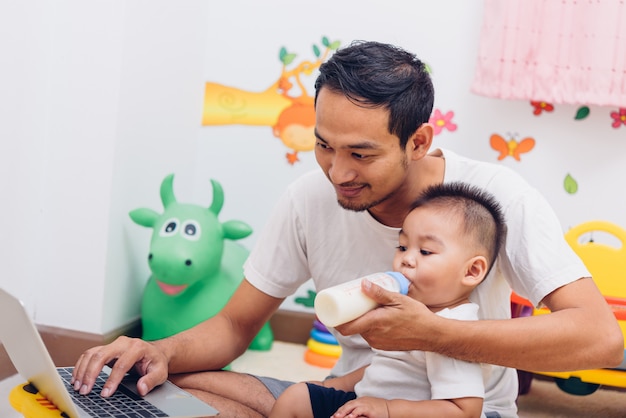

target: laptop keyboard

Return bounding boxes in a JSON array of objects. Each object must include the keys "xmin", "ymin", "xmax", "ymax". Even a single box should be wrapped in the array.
[{"xmin": 57, "ymin": 367, "xmax": 168, "ymax": 417}]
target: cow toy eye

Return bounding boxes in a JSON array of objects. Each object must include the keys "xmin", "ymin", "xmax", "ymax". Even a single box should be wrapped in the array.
[
  {"xmin": 159, "ymin": 218, "xmax": 179, "ymax": 237},
  {"xmin": 181, "ymin": 220, "xmax": 201, "ymax": 241}
]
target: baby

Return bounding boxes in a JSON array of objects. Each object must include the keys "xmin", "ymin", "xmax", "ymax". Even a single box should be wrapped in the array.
[{"xmin": 270, "ymin": 182, "xmax": 508, "ymax": 418}]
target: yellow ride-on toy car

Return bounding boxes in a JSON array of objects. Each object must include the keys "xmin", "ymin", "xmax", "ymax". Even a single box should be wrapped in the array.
[{"xmin": 512, "ymin": 220, "xmax": 626, "ymax": 396}]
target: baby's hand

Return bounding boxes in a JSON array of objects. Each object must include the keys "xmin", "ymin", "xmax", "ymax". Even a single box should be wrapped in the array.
[{"xmin": 332, "ymin": 396, "xmax": 389, "ymax": 418}]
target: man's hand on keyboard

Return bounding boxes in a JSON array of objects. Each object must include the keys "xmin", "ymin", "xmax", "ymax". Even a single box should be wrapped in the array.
[{"xmin": 71, "ymin": 336, "xmax": 169, "ymax": 398}]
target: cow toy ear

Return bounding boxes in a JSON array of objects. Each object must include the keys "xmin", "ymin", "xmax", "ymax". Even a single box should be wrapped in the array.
[
  {"xmin": 129, "ymin": 208, "xmax": 160, "ymax": 228},
  {"xmin": 222, "ymin": 220, "xmax": 253, "ymax": 240}
]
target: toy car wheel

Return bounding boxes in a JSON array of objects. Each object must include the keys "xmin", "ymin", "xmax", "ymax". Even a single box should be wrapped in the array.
[{"xmin": 554, "ymin": 376, "xmax": 600, "ymax": 396}]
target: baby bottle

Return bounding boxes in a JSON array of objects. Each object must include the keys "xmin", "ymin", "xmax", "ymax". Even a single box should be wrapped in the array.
[{"xmin": 315, "ymin": 271, "xmax": 410, "ymax": 327}]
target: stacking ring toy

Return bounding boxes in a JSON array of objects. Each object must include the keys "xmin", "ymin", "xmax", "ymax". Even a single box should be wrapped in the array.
[
  {"xmin": 313, "ymin": 319, "xmax": 328, "ymax": 332},
  {"xmin": 304, "ymin": 349, "xmax": 339, "ymax": 369},
  {"xmin": 310, "ymin": 329, "xmax": 338, "ymax": 345},
  {"xmin": 307, "ymin": 338, "xmax": 342, "ymax": 357}
]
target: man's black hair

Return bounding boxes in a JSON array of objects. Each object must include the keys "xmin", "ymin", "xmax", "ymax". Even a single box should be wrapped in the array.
[{"xmin": 315, "ymin": 40, "xmax": 434, "ymax": 149}]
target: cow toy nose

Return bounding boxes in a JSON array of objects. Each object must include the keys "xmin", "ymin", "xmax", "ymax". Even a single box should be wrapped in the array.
[{"xmin": 185, "ymin": 259, "xmax": 192, "ymax": 266}]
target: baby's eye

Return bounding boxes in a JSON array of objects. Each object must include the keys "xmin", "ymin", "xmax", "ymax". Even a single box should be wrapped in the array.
[
  {"xmin": 396, "ymin": 245, "xmax": 407, "ymax": 252},
  {"xmin": 420, "ymin": 249, "xmax": 432, "ymax": 256}
]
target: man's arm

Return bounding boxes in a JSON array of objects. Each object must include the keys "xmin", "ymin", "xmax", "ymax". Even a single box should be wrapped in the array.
[
  {"xmin": 337, "ymin": 277, "xmax": 623, "ymax": 372},
  {"xmin": 163, "ymin": 279, "xmax": 283, "ymax": 373},
  {"xmin": 72, "ymin": 279, "xmax": 284, "ymax": 397}
]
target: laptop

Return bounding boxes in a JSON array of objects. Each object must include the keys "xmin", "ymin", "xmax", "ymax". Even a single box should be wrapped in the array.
[{"xmin": 0, "ymin": 287, "xmax": 219, "ymax": 417}]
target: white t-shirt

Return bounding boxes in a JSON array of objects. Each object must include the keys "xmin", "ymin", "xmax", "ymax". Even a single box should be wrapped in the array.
[
  {"xmin": 356, "ymin": 303, "xmax": 487, "ymax": 417},
  {"xmin": 244, "ymin": 148, "xmax": 589, "ymax": 417}
]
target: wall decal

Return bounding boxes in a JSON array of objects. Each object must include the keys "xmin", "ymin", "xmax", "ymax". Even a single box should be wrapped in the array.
[
  {"xmin": 429, "ymin": 109, "xmax": 457, "ymax": 135},
  {"xmin": 294, "ymin": 289, "xmax": 316, "ymax": 308},
  {"xmin": 610, "ymin": 108, "xmax": 626, "ymax": 129},
  {"xmin": 201, "ymin": 36, "xmax": 340, "ymax": 164},
  {"xmin": 575, "ymin": 106, "xmax": 591, "ymax": 120},
  {"xmin": 564, "ymin": 173, "xmax": 579, "ymax": 195},
  {"xmin": 489, "ymin": 133, "xmax": 536, "ymax": 161},
  {"xmin": 530, "ymin": 101, "xmax": 554, "ymax": 116}
]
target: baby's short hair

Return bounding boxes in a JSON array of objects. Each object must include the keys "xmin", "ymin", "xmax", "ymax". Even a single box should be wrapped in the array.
[{"xmin": 411, "ymin": 182, "xmax": 506, "ymax": 272}]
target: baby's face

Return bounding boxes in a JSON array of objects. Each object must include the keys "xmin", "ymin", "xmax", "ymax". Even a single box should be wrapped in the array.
[{"xmin": 393, "ymin": 206, "xmax": 474, "ymax": 310}]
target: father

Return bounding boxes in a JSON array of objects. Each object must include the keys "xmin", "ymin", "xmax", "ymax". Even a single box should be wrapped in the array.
[{"xmin": 72, "ymin": 41, "xmax": 623, "ymax": 418}]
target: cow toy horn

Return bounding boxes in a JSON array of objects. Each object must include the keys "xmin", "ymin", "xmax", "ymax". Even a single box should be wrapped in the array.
[
  {"xmin": 208, "ymin": 179, "xmax": 224, "ymax": 215},
  {"xmin": 160, "ymin": 174, "xmax": 177, "ymax": 208}
]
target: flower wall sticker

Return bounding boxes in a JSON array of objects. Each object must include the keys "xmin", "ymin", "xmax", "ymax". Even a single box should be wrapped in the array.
[
  {"xmin": 610, "ymin": 108, "xmax": 626, "ymax": 129},
  {"xmin": 429, "ymin": 109, "xmax": 457, "ymax": 135},
  {"xmin": 530, "ymin": 101, "xmax": 554, "ymax": 116},
  {"xmin": 490, "ymin": 133, "xmax": 535, "ymax": 161}
]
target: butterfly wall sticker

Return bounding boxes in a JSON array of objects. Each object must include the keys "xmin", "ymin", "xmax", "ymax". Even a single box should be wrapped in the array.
[{"xmin": 490, "ymin": 133, "xmax": 536, "ymax": 161}]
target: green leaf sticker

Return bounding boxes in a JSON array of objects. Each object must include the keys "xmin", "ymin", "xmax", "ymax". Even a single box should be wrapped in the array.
[
  {"xmin": 294, "ymin": 290, "xmax": 317, "ymax": 308},
  {"xmin": 283, "ymin": 53, "xmax": 297, "ymax": 66},
  {"xmin": 575, "ymin": 106, "xmax": 590, "ymax": 120},
  {"xmin": 278, "ymin": 47, "xmax": 297, "ymax": 65},
  {"xmin": 312, "ymin": 44, "xmax": 321, "ymax": 58},
  {"xmin": 564, "ymin": 173, "xmax": 578, "ymax": 194}
]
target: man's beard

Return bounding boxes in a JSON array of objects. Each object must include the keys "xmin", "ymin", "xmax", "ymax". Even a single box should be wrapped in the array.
[
  {"xmin": 337, "ymin": 188, "xmax": 396, "ymax": 212},
  {"xmin": 336, "ymin": 155, "xmax": 408, "ymax": 212}
]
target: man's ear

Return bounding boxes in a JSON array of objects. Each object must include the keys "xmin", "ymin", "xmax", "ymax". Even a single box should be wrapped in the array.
[
  {"xmin": 407, "ymin": 123, "xmax": 434, "ymax": 160},
  {"xmin": 462, "ymin": 255, "xmax": 489, "ymax": 287}
]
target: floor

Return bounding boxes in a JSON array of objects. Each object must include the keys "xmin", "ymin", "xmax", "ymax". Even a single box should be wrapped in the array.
[{"xmin": 2, "ymin": 341, "xmax": 626, "ymax": 417}]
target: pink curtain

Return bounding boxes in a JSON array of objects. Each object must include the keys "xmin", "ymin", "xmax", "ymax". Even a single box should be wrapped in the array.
[{"xmin": 471, "ymin": 0, "xmax": 626, "ymax": 107}]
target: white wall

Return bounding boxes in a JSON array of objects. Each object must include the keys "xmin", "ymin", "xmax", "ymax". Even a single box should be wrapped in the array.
[
  {"xmin": 197, "ymin": 0, "xmax": 626, "ymax": 313},
  {"xmin": 0, "ymin": 0, "xmax": 209, "ymax": 333},
  {"xmin": 1, "ymin": 0, "xmax": 624, "ymax": 332},
  {"xmin": 1, "ymin": 1, "xmax": 124, "ymax": 331}
]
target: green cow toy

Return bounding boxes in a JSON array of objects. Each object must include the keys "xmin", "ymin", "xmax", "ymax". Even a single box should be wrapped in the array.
[{"xmin": 130, "ymin": 174, "xmax": 273, "ymax": 351}]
